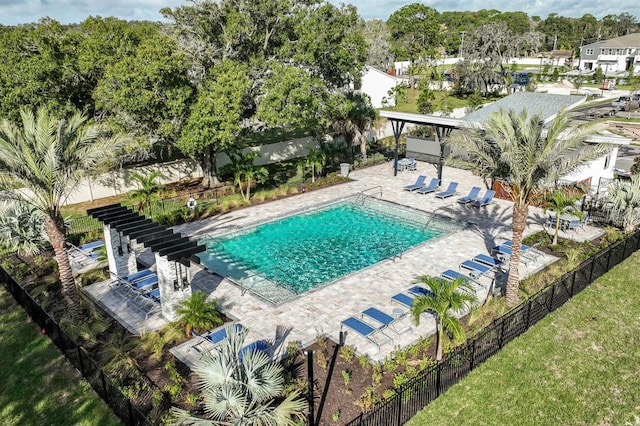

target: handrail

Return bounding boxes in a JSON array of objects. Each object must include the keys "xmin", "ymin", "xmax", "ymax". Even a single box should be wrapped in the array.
[{"xmin": 360, "ymin": 185, "xmax": 383, "ymax": 199}]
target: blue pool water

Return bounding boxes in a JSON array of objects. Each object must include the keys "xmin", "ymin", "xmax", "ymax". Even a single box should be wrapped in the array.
[{"xmin": 198, "ymin": 197, "xmax": 463, "ymax": 304}]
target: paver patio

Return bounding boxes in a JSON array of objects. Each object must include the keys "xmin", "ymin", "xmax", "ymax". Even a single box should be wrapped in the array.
[{"xmin": 84, "ymin": 161, "xmax": 604, "ymax": 365}]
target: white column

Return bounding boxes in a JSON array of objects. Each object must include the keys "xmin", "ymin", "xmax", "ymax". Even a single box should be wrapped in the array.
[
  {"xmin": 155, "ymin": 254, "xmax": 192, "ymax": 321},
  {"xmin": 104, "ymin": 224, "xmax": 137, "ymax": 279}
]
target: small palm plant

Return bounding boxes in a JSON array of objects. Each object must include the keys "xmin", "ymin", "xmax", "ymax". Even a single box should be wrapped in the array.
[
  {"xmin": 305, "ymin": 147, "xmax": 326, "ymax": 183},
  {"xmin": 411, "ymin": 276, "xmax": 479, "ymax": 361},
  {"xmin": 174, "ymin": 291, "xmax": 222, "ymax": 337},
  {"xmin": 127, "ymin": 170, "xmax": 165, "ymax": 213},
  {"xmin": 169, "ymin": 324, "xmax": 307, "ymax": 425},
  {"xmin": 604, "ymin": 175, "xmax": 640, "ymax": 232},
  {"xmin": 224, "ymin": 150, "xmax": 268, "ymax": 200},
  {"xmin": 543, "ymin": 188, "xmax": 584, "ymax": 245},
  {"xmin": 0, "ymin": 201, "xmax": 48, "ymax": 256}
]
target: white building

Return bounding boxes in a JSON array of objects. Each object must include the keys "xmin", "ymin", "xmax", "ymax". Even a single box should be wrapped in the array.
[
  {"xmin": 578, "ymin": 33, "xmax": 640, "ymax": 75},
  {"xmin": 359, "ymin": 65, "xmax": 401, "ymax": 108}
]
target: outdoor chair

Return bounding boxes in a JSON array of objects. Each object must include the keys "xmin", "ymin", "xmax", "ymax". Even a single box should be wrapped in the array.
[
  {"xmin": 408, "ymin": 285, "xmax": 434, "ymax": 298},
  {"xmin": 391, "ymin": 292, "xmax": 415, "ymax": 309},
  {"xmin": 472, "ymin": 253, "xmax": 504, "ymax": 270},
  {"xmin": 471, "ymin": 190, "xmax": 495, "ymax": 208},
  {"xmin": 361, "ymin": 307, "xmax": 410, "ymax": 335},
  {"xmin": 435, "ymin": 181, "xmax": 459, "ymax": 199},
  {"xmin": 406, "ymin": 159, "xmax": 417, "ymax": 171},
  {"xmin": 190, "ymin": 323, "xmax": 244, "ymax": 358},
  {"xmin": 403, "ymin": 175, "xmax": 427, "ymax": 191},
  {"xmin": 459, "ymin": 259, "xmax": 492, "ymax": 278},
  {"xmin": 239, "ymin": 340, "xmax": 271, "ymax": 362},
  {"xmin": 341, "ymin": 316, "xmax": 393, "ymax": 349},
  {"xmin": 457, "ymin": 186, "xmax": 481, "ymax": 205},
  {"xmin": 416, "ymin": 178, "xmax": 440, "ymax": 195}
]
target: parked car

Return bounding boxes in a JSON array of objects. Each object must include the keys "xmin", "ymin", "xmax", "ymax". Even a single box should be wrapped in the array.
[{"xmin": 612, "ymin": 96, "xmax": 639, "ymax": 111}]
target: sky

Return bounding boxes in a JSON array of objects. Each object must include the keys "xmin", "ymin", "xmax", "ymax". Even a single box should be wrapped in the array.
[{"xmin": 0, "ymin": 0, "xmax": 639, "ymax": 26}]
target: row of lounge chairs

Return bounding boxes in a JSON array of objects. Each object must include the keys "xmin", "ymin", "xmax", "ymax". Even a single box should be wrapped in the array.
[
  {"xmin": 342, "ymin": 249, "xmax": 509, "ymax": 351},
  {"xmin": 403, "ymin": 177, "xmax": 495, "ymax": 207},
  {"xmin": 109, "ymin": 268, "xmax": 162, "ymax": 319}
]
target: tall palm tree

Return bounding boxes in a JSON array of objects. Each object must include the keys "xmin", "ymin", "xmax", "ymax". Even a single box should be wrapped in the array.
[
  {"xmin": 330, "ymin": 92, "xmax": 377, "ymax": 163},
  {"xmin": 169, "ymin": 324, "xmax": 307, "ymax": 425},
  {"xmin": 411, "ymin": 276, "xmax": 478, "ymax": 361},
  {"xmin": 543, "ymin": 188, "xmax": 584, "ymax": 245},
  {"xmin": 127, "ymin": 170, "xmax": 165, "ymax": 213},
  {"xmin": 447, "ymin": 109, "xmax": 610, "ymax": 307},
  {"xmin": 604, "ymin": 174, "xmax": 640, "ymax": 232},
  {"xmin": 0, "ymin": 107, "xmax": 127, "ymax": 319}
]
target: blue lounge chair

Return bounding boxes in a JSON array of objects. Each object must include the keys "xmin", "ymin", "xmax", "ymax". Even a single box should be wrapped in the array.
[
  {"xmin": 132, "ymin": 274, "xmax": 158, "ymax": 290},
  {"xmin": 472, "ymin": 253, "xmax": 503, "ymax": 270},
  {"xmin": 416, "ymin": 178, "xmax": 440, "ymax": 195},
  {"xmin": 459, "ymin": 260, "xmax": 492, "ymax": 277},
  {"xmin": 408, "ymin": 285, "xmax": 434, "ymax": 298},
  {"xmin": 435, "ymin": 182, "xmax": 458, "ymax": 199},
  {"xmin": 190, "ymin": 323, "xmax": 243, "ymax": 357},
  {"xmin": 391, "ymin": 292, "xmax": 415, "ymax": 308},
  {"xmin": 125, "ymin": 269, "xmax": 155, "ymax": 283},
  {"xmin": 471, "ymin": 190, "xmax": 495, "ymax": 208},
  {"xmin": 361, "ymin": 307, "xmax": 409, "ymax": 335},
  {"xmin": 441, "ymin": 269, "xmax": 469, "ymax": 281},
  {"xmin": 501, "ymin": 240, "xmax": 542, "ymax": 260},
  {"xmin": 457, "ymin": 186, "xmax": 481, "ymax": 204},
  {"xmin": 80, "ymin": 240, "xmax": 104, "ymax": 252},
  {"xmin": 341, "ymin": 316, "xmax": 392, "ymax": 349},
  {"xmin": 239, "ymin": 340, "xmax": 270, "ymax": 363},
  {"xmin": 403, "ymin": 175, "xmax": 427, "ymax": 191}
]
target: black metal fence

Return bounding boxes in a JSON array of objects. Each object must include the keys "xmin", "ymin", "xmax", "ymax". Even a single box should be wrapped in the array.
[
  {"xmin": 345, "ymin": 230, "xmax": 640, "ymax": 426},
  {"xmin": 0, "ymin": 268, "xmax": 161, "ymax": 426}
]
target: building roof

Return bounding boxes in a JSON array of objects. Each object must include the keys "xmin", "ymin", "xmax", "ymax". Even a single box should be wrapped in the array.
[
  {"xmin": 462, "ymin": 92, "xmax": 586, "ymax": 125},
  {"xmin": 583, "ymin": 33, "xmax": 640, "ymax": 49}
]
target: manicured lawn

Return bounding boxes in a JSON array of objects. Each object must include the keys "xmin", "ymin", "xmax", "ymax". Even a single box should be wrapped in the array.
[
  {"xmin": 408, "ymin": 251, "xmax": 640, "ymax": 426},
  {"xmin": 0, "ymin": 288, "xmax": 122, "ymax": 425}
]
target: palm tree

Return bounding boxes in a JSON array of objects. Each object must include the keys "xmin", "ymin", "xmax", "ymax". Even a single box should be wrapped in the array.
[
  {"xmin": 543, "ymin": 188, "xmax": 584, "ymax": 245},
  {"xmin": 447, "ymin": 109, "xmax": 610, "ymax": 307},
  {"xmin": 411, "ymin": 276, "xmax": 478, "ymax": 361},
  {"xmin": 174, "ymin": 291, "xmax": 222, "ymax": 337},
  {"xmin": 604, "ymin": 175, "xmax": 640, "ymax": 232},
  {"xmin": 224, "ymin": 150, "xmax": 268, "ymax": 201},
  {"xmin": 331, "ymin": 92, "xmax": 377, "ymax": 163},
  {"xmin": 169, "ymin": 324, "xmax": 307, "ymax": 425},
  {"xmin": 305, "ymin": 147, "xmax": 326, "ymax": 183},
  {"xmin": 0, "ymin": 201, "xmax": 48, "ymax": 256},
  {"xmin": 0, "ymin": 107, "xmax": 127, "ymax": 319},
  {"xmin": 127, "ymin": 170, "xmax": 165, "ymax": 213}
]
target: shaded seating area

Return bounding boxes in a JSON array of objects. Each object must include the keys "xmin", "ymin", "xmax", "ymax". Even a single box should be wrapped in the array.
[{"xmin": 416, "ymin": 178, "xmax": 440, "ymax": 195}]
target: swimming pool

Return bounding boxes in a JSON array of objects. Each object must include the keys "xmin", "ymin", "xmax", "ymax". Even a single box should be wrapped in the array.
[{"xmin": 198, "ymin": 196, "xmax": 464, "ymax": 304}]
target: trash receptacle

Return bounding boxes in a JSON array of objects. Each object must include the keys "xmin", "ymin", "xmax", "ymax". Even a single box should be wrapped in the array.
[{"xmin": 340, "ymin": 163, "xmax": 350, "ymax": 177}]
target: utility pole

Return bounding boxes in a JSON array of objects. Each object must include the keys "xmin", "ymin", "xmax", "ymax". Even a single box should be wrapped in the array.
[{"xmin": 459, "ymin": 31, "xmax": 466, "ymax": 58}]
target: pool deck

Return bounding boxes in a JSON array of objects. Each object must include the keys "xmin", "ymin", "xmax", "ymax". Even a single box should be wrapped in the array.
[{"xmin": 85, "ymin": 162, "xmax": 604, "ymax": 365}]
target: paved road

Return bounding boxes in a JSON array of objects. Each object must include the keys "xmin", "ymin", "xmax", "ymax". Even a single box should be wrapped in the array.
[{"xmin": 615, "ymin": 144, "xmax": 640, "ymax": 176}]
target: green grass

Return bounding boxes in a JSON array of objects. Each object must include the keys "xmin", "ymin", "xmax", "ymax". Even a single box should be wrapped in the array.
[
  {"xmin": 0, "ymin": 288, "xmax": 122, "ymax": 426},
  {"xmin": 388, "ymin": 88, "xmax": 470, "ymax": 114},
  {"xmin": 408, "ymin": 251, "xmax": 640, "ymax": 426}
]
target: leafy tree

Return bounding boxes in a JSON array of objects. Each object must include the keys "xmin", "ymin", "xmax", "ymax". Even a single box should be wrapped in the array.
[
  {"xmin": 543, "ymin": 188, "xmax": 584, "ymax": 245},
  {"xmin": 94, "ymin": 33, "xmax": 194, "ymax": 160},
  {"xmin": 0, "ymin": 107, "xmax": 127, "ymax": 319},
  {"xmin": 363, "ymin": 19, "xmax": 393, "ymax": 71},
  {"xmin": 410, "ymin": 276, "xmax": 478, "ymax": 361},
  {"xmin": 177, "ymin": 60, "xmax": 251, "ymax": 188},
  {"xmin": 127, "ymin": 171, "xmax": 165, "ymax": 213},
  {"xmin": 387, "ymin": 4, "xmax": 443, "ymax": 87},
  {"xmin": 417, "ymin": 82, "xmax": 436, "ymax": 114},
  {"xmin": 174, "ymin": 292, "xmax": 222, "ymax": 337},
  {"xmin": 0, "ymin": 202, "xmax": 48, "ymax": 256},
  {"xmin": 447, "ymin": 109, "xmax": 610, "ymax": 307},
  {"xmin": 169, "ymin": 324, "xmax": 307, "ymax": 425},
  {"xmin": 604, "ymin": 175, "xmax": 640, "ymax": 232}
]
